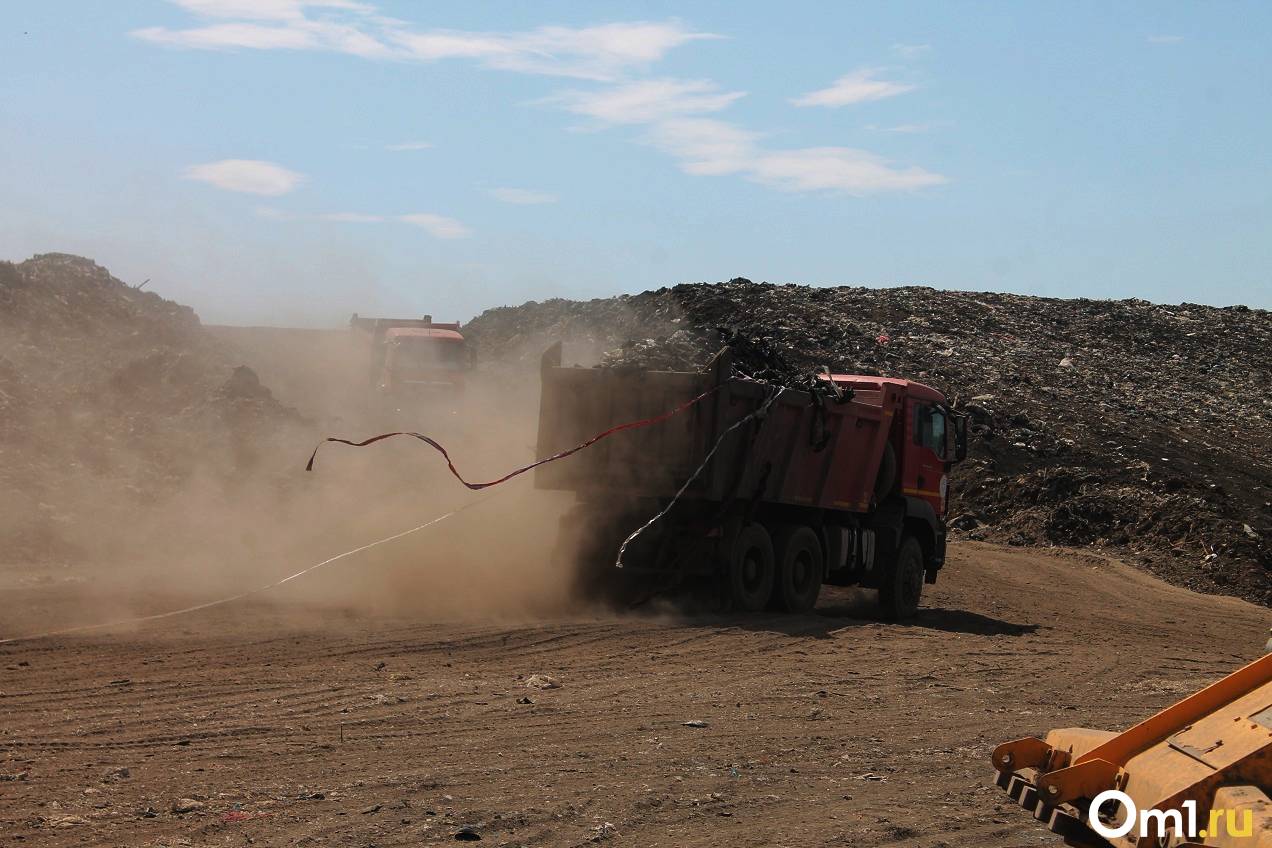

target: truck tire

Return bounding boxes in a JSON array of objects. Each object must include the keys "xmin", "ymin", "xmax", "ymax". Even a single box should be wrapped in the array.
[
  {"xmin": 727, "ymin": 523, "xmax": 775, "ymax": 611},
  {"xmin": 773, "ymin": 525, "xmax": 823, "ymax": 614},
  {"xmin": 877, "ymin": 535, "xmax": 924, "ymax": 620}
]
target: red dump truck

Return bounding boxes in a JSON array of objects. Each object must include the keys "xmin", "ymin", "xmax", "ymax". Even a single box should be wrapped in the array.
[
  {"xmin": 536, "ymin": 343, "xmax": 967, "ymax": 618},
  {"xmin": 349, "ymin": 314, "xmax": 472, "ymax": 397}
]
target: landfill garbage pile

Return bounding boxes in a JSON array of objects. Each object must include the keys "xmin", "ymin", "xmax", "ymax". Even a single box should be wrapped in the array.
[
  {"xmin": 465, "ymin": 279, "xmax": 1271, "ymax": 606},
  {"xmin": 0, "ymin": 253, "xmax": 304, "ymax": 562}
]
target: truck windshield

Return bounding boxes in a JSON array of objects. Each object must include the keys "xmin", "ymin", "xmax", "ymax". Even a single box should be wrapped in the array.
[{"xmin": 392, "ymin": 340, "xmax": 466, "ymax": 370}]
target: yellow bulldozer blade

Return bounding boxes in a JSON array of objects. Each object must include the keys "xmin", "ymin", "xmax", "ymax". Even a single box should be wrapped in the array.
[{"xmin": 992, "ymin": 651, "xmax": 1271, "ymax": 847}]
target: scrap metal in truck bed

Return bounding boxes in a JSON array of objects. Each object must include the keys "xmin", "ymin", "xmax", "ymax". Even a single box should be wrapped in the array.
[{"xmin": 536, "ymin": 343, "xmax": 968, "ymax": 618}]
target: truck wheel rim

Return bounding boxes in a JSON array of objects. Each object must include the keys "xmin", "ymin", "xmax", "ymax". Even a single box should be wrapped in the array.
[
  {"xmin": 792, "ymin": 550, "xmax": 814, "ymax": 593},
  {"xmin": 742, "ymin": 551, "xmax": 763, "ymax": 592}
]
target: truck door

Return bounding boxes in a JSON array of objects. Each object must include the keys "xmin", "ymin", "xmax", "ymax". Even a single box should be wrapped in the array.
[{"xmin": 905, "ymin": 400, "xmax": 949, "ymax": 515}]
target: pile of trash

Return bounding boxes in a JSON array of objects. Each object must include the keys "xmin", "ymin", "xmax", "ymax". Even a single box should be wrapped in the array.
[
  {"xmin": 0, "ymin": 254, "xmax": 304, "ymax": 562},
  {"xmin": 466, "ymin": 278, "xmax": 1271, "ymax": 605}
]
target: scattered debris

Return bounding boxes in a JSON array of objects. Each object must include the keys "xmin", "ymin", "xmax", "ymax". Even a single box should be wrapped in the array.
[
  {"xmin": 525, "ymin": 674, "xmax": 561, "ymax": 689},
  {"xmin": 222, "ymin": 810, "xmax": 272, "ymax": 823},
  {"xmin": 591, "ymin": 821, "xmax": 619, "ymax": 841},
  {"xmin": 368, "ymin": 692, "xmax": 407, "ymax": 704},
  {"xmin": 48, "ymin": 814, "xmax": 91, "ymax": 828}
]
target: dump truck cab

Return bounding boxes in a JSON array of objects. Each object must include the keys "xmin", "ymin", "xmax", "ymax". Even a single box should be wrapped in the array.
[
  {"xmin": 349, "ymin": 313, "xmax": 473, "ymax": 400},
  {"xmin": 828, "ymin": 375, "xmax": 967, "ymax": 521},
  {"xmin": 817, "ymin": 375, "xmax": 968, "ymax": 600},
  {"xmin": 380, "ymin": 326, "xmax": 469, "ymax": 394}
]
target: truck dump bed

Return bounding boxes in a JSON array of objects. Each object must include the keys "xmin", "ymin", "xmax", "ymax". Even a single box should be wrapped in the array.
[{"xmin": 535, "ymin": 343, "xmax": 904, "ymax": 516}]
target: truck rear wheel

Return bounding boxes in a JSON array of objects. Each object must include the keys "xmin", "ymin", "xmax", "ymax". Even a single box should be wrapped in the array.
[
  {"xmin": 773, "ymin": 525, "xmax": 823, "ymax": 614},
  {"xmin": 878, "ymin": 535, "xmax": 924, "ymax": 621},
  {"xmin": 727, "ymin": 524, "xmax": 775, "ymax": 611}
]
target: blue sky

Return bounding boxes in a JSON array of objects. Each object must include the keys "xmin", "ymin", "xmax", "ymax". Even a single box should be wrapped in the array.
[{"xmin": 3, "ymin": 1, "xmax": 1269, "ymax": 325}]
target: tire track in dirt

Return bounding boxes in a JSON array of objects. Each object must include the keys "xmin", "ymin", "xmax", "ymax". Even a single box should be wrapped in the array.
[{"xmin": 2, "ymin": 542, "xmax": 1266, "ymax": 848}]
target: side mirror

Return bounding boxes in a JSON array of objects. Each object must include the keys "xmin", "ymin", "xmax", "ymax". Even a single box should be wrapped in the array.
[{"xmin": 950, "ymin": 412, "xmax": 968, "ymax": 463}]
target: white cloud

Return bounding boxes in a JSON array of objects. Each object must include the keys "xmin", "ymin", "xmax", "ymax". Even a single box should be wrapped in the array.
[
  {"xmin": 645, "ymin": 118, "xmax": 944, "ymax": 194},
  {"xmin": 892, "ymin": 42, "xmax": 930, "ymax": 60},
  {"xmin": 1147, "ymin": 34, "xmax": 1184, "ymax": 44},
  {"xmin": 136, "ymin": 22, "xmax": 317, "ymax": 50},
  {"xmin": 159, "ymin": 4, "xmax": 941, "ymax": 200},
  {"xmin": 748, "ymin": 147, "xmax": 945, "ymax": 194},
  {"xmin": 549, "ymin": 78, "xmax": 745, "ymax": 125},
  {"xmin": 136, "ymin": 18, "xmax": 393, "ymax": 57},
  {"xmin": 136, "ymin": 3, "xmax": 717, "ymax": 80},
  {"xmin": 539, "ymin": 72, "xmax": 944, "ymax": 195},
  {"xmin": 391, "ymin": 22, "xmax": 720, "ymax": 79},
  {"xmin": 399, "ymin": 213, "xmax": 471, "ymax": 239},
  {"xmin": 645, "ymin": 118, "xmax": 760, "ymax": 176},
  {"xmin": 184, "ymin": 159, "xmax": 306, "ymax": 195},
  {"xmin": 791, "ymin": 68, "xmax": 916, "ymax": 108},
  {"xmin": 488, "ymin": 188, "xmax": 558, "ymax": 205},
  {"xmin": 385, "ymin": 141, "xmax": 433, "ymax": 151}
]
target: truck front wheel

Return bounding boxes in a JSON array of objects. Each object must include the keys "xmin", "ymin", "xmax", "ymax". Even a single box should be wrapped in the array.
[
  {"xmin": 773, "ymin": 525, "xmax": 823, "ymax": 614},
  {"xmin": 878, "ymin": 536, "xmax": 924, "ymax": 621},
  {"xmin": 727, "ymin": 524, "xmax": 775, "ymax": 611}
]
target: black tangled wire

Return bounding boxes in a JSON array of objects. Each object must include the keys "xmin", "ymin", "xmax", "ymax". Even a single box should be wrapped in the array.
[{"xmin": 714, "ymin": 327, "xmax": 854, "ymax": 451}]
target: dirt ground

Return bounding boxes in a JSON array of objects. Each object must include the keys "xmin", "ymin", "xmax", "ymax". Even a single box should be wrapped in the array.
[{"xmin": 2, "ymin": 535, "xmax": 1266, "ymax": 848}]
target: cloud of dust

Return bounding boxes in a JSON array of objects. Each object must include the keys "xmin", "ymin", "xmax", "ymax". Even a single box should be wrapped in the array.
[
  {"xmin": 275, "ymin": 373, "xmax": 588, "ymax": 621},
  {"xmin": 2, "ymin": 283, "xmax": 713, "ymax": 641},
  {"xmin": 2, "ymin": 324, "xmax": 624, "ymax": 639}
]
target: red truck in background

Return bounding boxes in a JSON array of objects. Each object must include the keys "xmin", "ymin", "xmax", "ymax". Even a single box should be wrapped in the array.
[
  {"xmin": 536, "ymin": 343, "xmax": 967, "ymax": 619},
  {"xmin": 349, "ymin": 314, "xmax": 473, "ymax": 398}
]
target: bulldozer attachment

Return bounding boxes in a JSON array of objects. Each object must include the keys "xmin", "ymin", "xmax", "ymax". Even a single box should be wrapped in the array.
[{"xmin": 992, "ymin": 651, "xmax": 1271, "ymax": 847}]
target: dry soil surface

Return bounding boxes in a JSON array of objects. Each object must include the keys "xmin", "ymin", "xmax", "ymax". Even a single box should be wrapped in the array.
[{"xmin": 2, "ymin": 540, "xmax": 1267, "ymax": 848}]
